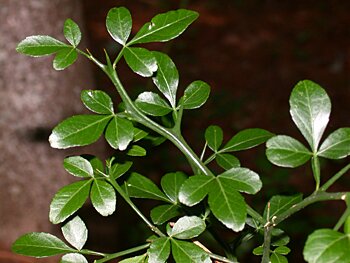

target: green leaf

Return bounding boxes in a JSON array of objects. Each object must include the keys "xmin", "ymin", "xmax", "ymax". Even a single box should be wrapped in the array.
[
  {"xmin": 61, "ymin": 253, "xmax": 88, "ymax": 263},
  {"xmin": 171, "ymin": 216, "xmax": 206, "ymax": 239},
  {"xmin": 133, "ymin": 127, "xmax": 149, "ymax": 142},
  {"xmin": 135, "ymin": 92, "xmax": 173, "ymax": 116},
  {"xmin": 303, "ymin": 229, "xmax": 350, "ymax": 263},
  {"xmin": 64, "ymin": 156, "xmax": 94, "ymax": 178},
  {"xmin": 161, "ymin": 172, "xmax": 187, "ymax": 203},
  {"xmin": 344, "ymin": 215, "xmax": 350, "ymax": 235},
  {"xmin": 318, "ymin": 128, "xmax": 350, "ymax": 159},
  {"xmin": 49, "ymin": 115, "xmax": 112, "ymax": 149},
  {"xmin": 205, "ymin": 125, "xmax": 223, "ymax": 152},
  {"xmin": 53, "ymin": 47, "xmax": 78, "ymax": 70},
  {"xmin": 222, "ymin": 128, "xmax": 274, "ymax": 152},
  {"xmin": 182, "ymin": 80, "xmax": 210, "ymax": 109},
  {"xmin": 178, "ymin": 175, "xmax": 214, "ymax": 206},
  {"xmin": 81, "ymin": 90, "xmax": 114, "ymax": 115},
  {"xmin": 171, "ymin": 239, "xmax": 211, "ymax": 263},
  {"xmin": 49, "ymin": 180, "xmax": 92, "ymax": 224},
  {"xmin": 119, "ymin": 255, "xmax": 147, "ymax": 263},
  {"xmin": 264, "ymin": 194, "xmax": 303, "ymax": 220},
  {"xmin": 129, "ymin": 9, "xmax": 199, "ymax": 45},
  {"xmin": 124, "ymin": 47, "xmax": 157, "ymax": 77},
  {"xmin": 150, "ymin": 204, "xmax": 181, "ymax": 225},
  {"xmin": 148, "ymin": 237, "xmax": 171, "ymax": 263},
  {"xmin": 105, "ymin": 116, "xmax": 134, "ymax": 150},
  {"xmin": 152, "ymin": 52, "xmax": 179, "ymax": 108},
  {"xmin": 290, "ymin": 80, "xmax": 331, "ymax": 152},
  {"xmin": 217, "ymin": 167, "xmax": 262, "ymax": 194},
  {"xmin": 208, "ymin": 179, "xmax": 246, "ymax": 231},
  {"xmin": 274, "ymin": 246, "xmax": 291, "ymax": 255},
  {"xmin": 271, "ymin": 229, "xmax": 290, "ymax": 247},
  {"xmin": 253, "ymin": 246, "xmax": 263, "ymax": 255},
  {"xmin": 12, "ymin": 233, "xmax": 73, "ymax": 257},
  {"xmin": 110, "ymin": 161, "xmax": 133, "ymax": 179},
  {"xmin": 16, "ymin": 35, "xmax": 67, "ymax": 56},
  {"xmin": 82, "ymin": 155, "xmax": 104, "ymax": 176},
  {"xmin": 266, "ymin": 135, "xmax": 312, "ymax": 168},
  {"xmin": 127, "ymin": 145, "xmax": 147, "ymax": 157},
  {"xmin": 216, "ymin": 154, "xmax": 240, "ymax": 170},
  {"xmin": 63, "ymin": 19, "xmax": 81, "ymax": 47},
  {"xmin": 270, "ymin": 253, "xmax": 288, "ymax": 263},
  {"xmin": 91, "ymin": 180, "xmax": 116, "ymax": 216},
  {"xmin": 61, "ymin": 216, "xmax": 87, "ymax": 250},
  {"xmin": 106, "ymin": 7, "xmax": 132, "ymax": 45},
  {"xmin": 126, "ymin": 172, "xmax": 169, "ymax": 202}
]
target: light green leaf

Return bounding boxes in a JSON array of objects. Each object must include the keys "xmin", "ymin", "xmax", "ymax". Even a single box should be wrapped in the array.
[
  {"xmin": 105, "ymin": 116, "xmax": 134, "ymax": 151},
  {"xmin": 271, "ymin": 253, "xmax": 288, "ymax": 263},
  {"xmin": 150, "ymin": 204, "xmax": 181, "ymax": 225},
  {"xmin": 217, "ymin": 167, "xmax": 262, "ymax": 194},
  {"xmin": 152, "ymin": 52, "xmax": 178, "ymax": 108},
  {"xmin": 222, "ymin": 128, "xmax": 274, "ymax": 152},
  {"xmin": 318, "ymin": 128, "xmax": 350, "ymax": 159},
  {"xmin": 63, "ymin": 156, "xmax": 93, "ymax": 178},
  {"xmin": 264, "ymin": 194, "xmax": 303, "ymax": 220},
  {"xmin": 110, "ymin": 161, "xmax": 133, "ymax": 179},
  {"xmin": 61, "ymin": 253, "xmax": 88, "ymax": 263},
  {"xmin": 106, "ymin": 7, "xmax": 132, "ymax": 45},
  {"xmin": 53, "ymin": 47, "xmax": 78, "ymax": 70},
  {"xmin": 16, "ymin": 35, "xmax": 68, "ymax": 56},
  {"xmin": 161, "ymin": 172, "xmax": 187, "ymax": 203},
  {"xmin": 126, "ymin": 173, "xmax": 169, "ymax": 202},
  {"xmin": 205, "ymin": 125, "xmax": 223, "ymax": 152},
  {"xmin": 129, "ymin": 9, "xmax": 199, "ymax": 45},
  {"xmin": 148, "ymin": 237, "xmax": 171, "ymax": 263},
  {"xmin": 171, "ymin": 216, "xmax": 206, "ymax": 239},
  {"xmin": 91, "ymin": 180, "xmax": 116, "ymax": 216},
  {"xmin": 135, "ymin": 92, "xmax": 172, "ymax": 116},
  {"xmin": 344, "ymin": 215, "xmax": 350, "ymax": 235},
  {"xmin": 290, "ymin": 80, "xmax": 331, "ymax": 152},
  {"xmin": 12, "ymin": 233, "xmax": 74, "ymax": 257},
  {"xmin": 81, "ymin": 90, "xmax": 114, "ymax": 115},
  {"xmin": 127, "ymin": 145, "xmax": 147, "ymax": 157},
  {"xmin": 216, "ymin": 153, "xmax": 240, "ymax": 170},
  {"xmin": 171, "ymin": 239, "xmax": 211, "ymax": 263},
  {"xmin": 303, "ymin": 229, "xmax": 350, "ymax": 263},
  {"xmin": 63, "ymin": 19, "xmax": 81, "ymax": 47},
  {"xmin": 253, "ymin": 246, "xmax": 263, "ymax": 255},
  {"xmin": 49, "ymin": 115, "xmax": 112, "ymax": 149},
  {"xmin": 266, "ymin": 135, "xmax": 312, "ymax": 168},
  {"xmin": 274, "ymin": 246, "xmax": 291, "ymax": 255},
  {"xmin": 119, "ymin": 254, "xmax": 147, "ymax": 263},
  {"xmin": 49, "ymin": 180, "xmax": 92, "ymax": 224},
  {"xmin": 61, "ymin": 216, "xmax": 87, "ymax": 250},
  {"xmin": 178, "ymin": 175, "xmax": 214, "ymax": 206},
  {"xmin": 124, "ymin": 47, "xmax": 157, "ymax": 77},
  {"xmin": 182, "ymin": 80, "xmax": 210, "ymax": 109}
]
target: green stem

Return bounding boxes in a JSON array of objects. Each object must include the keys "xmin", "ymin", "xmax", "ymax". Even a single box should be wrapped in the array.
[
  {"xmin": 311, "ymin": 156, "xmax": 321, "ymax": 191},
  {"xmin": 94, "ymin": 243, "xmax": 150, "ymax": 263},
  {"xmin": 80, "ymin": 249, "xmax": 106, "ymax": 257},
  {"xmin": 261, "ymin": 223, "xmax": 273, "ymax": 263},
  {"xmin": 334, "ymin": 207, "xmax": 350, "ymax": 231},
  {"xmin": 320, "ymin": 163, "xmax": 350, "ymax": 192}
]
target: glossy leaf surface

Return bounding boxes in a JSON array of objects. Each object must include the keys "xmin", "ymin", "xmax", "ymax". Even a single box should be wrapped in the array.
[
  {"xmin": 106, "ymin": 7, "xmax": 132, "ymax": 45},
  {"xmin": 171, "ymin": 216, "xmax": 206, "ymax": 239},
  {"xmin": 135, "ymin": 92, "xmax": 172, "ymax": 116},
  {"xmin": 61, "ymin": 216, "xmax": 87, "ymax": 250},
  {"xmin": 105, "ymin": 116, "xmax": 134, "ymax": 151},
  {"xmin": 91, "ymin": 180, "xmax": 116, "ymax": 216},
  {"xmin": 110, "ymin": 161, "xmax": 133, "ymax": 179},
  {"xmin": 171, "ymin": 239, "xmax": 211, "ymax": 263},
  {"xmin": 63, "ymin": 19, "xmax": 81, "ymax": 47},
  {"xmin": 16, "ymin": 35, "xmax": 67, "ymax": 56},
  {"xmin": 61, "ymin": 253, "xmax": 88, "ymax": 263},
  {"xmin": 205, "ymin": 125, "xmax": 223, "ymax": 152},
  {"xmin": 148, "ymin": 237, "xmax": 170, "ymax": 263},
  {"xmin": 318, "ymin": 128, "xmax": 350, "ymax": 159},
  {"xmin": 124, "ymin": 47, "xmax": 157, "ymax": 77},
  {"xmin": 64, "ymin": 156, "xmax": 93, "ymax": 178},
  {"xmin": 161, "ymin": 172, "xmax": 187, "ymax": 203},
  {"xmin": 216, "ymin": 153, "xmax": 240, "ymax": 170},
  {"xmin": 264, "ymin": 194, "xmax": 303, "ymax": 219},
  {"xmin": 182, "ymin": 80, "xmax": 210, "ymax": 109},
  {"xmin": 81, "ymin": 90, "xmax": 114, "ymax": 114},
  {"xmin": 53, "ymin": 48, "xmax": 78, "ymax": 70},
  {"xmin": 178, "ymin": 175, "xmax": 214, "ymax": 206},
  {"xmin": 150, "ymin": 204, "xmax": 181, "ymax": 225}
]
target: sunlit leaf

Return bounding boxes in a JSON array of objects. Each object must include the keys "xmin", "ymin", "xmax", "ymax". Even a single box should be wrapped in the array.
[
  {"xmin": 135, "ymin": 92, "xmax": 172, "ymax": 116},
  {"xmin": 178, "ymin": 175, "xmax": 214, "ymax": 206},
  {"xmin": 124, "ymin": 47, "xmax": 157, "ymax": 77},
  {"xmin": 171, "ymin": 216, "xmax": 206, "ymax": 239},
  {"xmin": 53, "ymin": 47, "xmax": 78, "ymax": 70},
  {"xmin": 105, "ymin": 116, "xmax": 134, "ymax": 151},
  {"xmin": 63, "ymin": 19, "xmax": 81, "ymax": 47},
  {"xmin": 182, "ymin": 80, "xmax": 210, "ymax": 109},
  {"xmin": 61, "ymin": 253, "xmax": 88, "ymax": 263},
  {"xmin": 91, "ymin": 180, "xmax": 116, "ymax": 216},
  {"xmin": 81, "ymin": 90, "xmax": 114, "ymax": 115},
  {"xmin": 16, "ymin": 35, "xmax": 67, "ymax": 56},
  {"xmin": 318, "ymin": 128, "xmax": 350, "ymax": 159},
  {"xmin": 148, "ymin": 237, "xmax": 170, "ymax": 263},
  {"xmin": 106, "ymin": 7, "xmax": 132, "ymax": 45},
  {"xmin": 61, "ymin": 216, "xmax": 87, "ymax": 250},
  {"xmin": 171, "ymin": 239, "xmax": 211, "ymax": 263},
  {"xmin": 63, "ymin": 156, "xmax": 93, "ymax": 178}
]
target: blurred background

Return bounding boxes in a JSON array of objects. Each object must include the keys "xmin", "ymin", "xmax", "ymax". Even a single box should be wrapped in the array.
[{"xmin": 1, "ymin": 0, "xmax": 350, "ymax": 262}]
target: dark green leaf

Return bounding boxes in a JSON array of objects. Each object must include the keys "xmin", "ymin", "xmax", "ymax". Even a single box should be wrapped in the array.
[
  {"xmin": 81, "ymin": 90, "xmax": 114, "ymax": 115},
  {"xmin": 205, "ymin": 125, "xmax": 223, "ymax": 152},
  {"xmin": 318, "ymin": 128, "xmax": 350, "ymax": 159},
  {"xmin": 217, "ymin": 167, "xmax": 262, "ymax": 194},
  {"xmin": 127, "ymin": 145, "xmax": 147, "ymax": 157},
  {"xmin": 216, "ymin": 154, "xmax": 240, "ymax": 170},
  {"xmin": 61, "ymin": 216, "xmax": 87, "ymax": 250},
  {"xmin": 161, "ymin": 172, "xmax": 187, "ymax": 203},
  {"xmin": 110, "ymin": 161, "xmax": 133, "ymax": 179},
  {"xmin": 64, "ymin": 156, "xmax": 93, "ymax": 178},
  {"xmin": 129, "ymin": 9, "xmax": 199, "ymax": 45},
  {"xmin": 63, "ymin": 19, "xmax": 81, "ymax": 47},
  {"xmin": 178, "ymin": 175, "xmax": 214, "ymax": 206},
  {"xmin": 303, "ymin": 229, "xmax": 350, "ymax": 263},
  {"xmin": 118, "ymin": 254, "xmax": 147, "ymax": 263},
  {"xmin": 133, "ymin": 127, "xmax": 149, "ymax": 142},
  {"xmin": 135, "ymin": 92, "xmax": 172, "ymax": 116},
  {"xmin": 274, "ymin": 246, "xmax": 291, "ymax": 255},
  {"xmin": 253, "ymin": 246, "xmax": 263, "ymax": 255},
  {"xmin": 49, "ymin": 115, "xmax": 112, "ymax": 149},
  {"xmin": 16, "ymin": 35, "xmax": 67, "ymax": 56},
  {"xmin": 148, "ymin": 237, "xmax": 171, "ymax": 263},
  {"xmin": 91, "ymin": 180, "xmax": 116, "ymax": 216},
  {"xmin": 171, "ymin": 239, "xmax": 211, "ymax": 263},
  {"xmin": 264, "ymin": 194, "xmax": 303, "ymax": 220},
  {"xmin": 171, "ymin": 216, "xmax": 206, "ymax": 239},
  {"xmin": 290, "ymin": 80, "xmax": 331, "ymax": 152},
  {"xmin": 270, "ymin": 253, "xmax": 288, "ymax": 263},
  {"xmin": 12, "ymin": 233, "xmax": 73, "ymax": 257},
  {"xmin": 272, "ymin": 229, "xmax": 290, "ymax": 246},
  {"xmin": 106, "ymin": 7, "xmax": 132, "ymax": 45},
  {"xmin": 152, "ymin": 52, "xmax": 178, "ymax": 108},
  {"xmin": 49, "ymin": 180, "xmax": 92, "ymax": 224},
  {"xmin": 53, "ymin": 47, "xmax": 78, "ymax": 70},
  {"xmin": 126, "ymin": 173, "xmax": 169, "ymax": 202},
  {"xmin": 82, "ymin": 155, "xmax": 104, "ymax": 176},
  {"xmin": 150, "ymin": 204, "xmax": 181, "ymax": 225},
  {"xmin": 61, "ymin": 253, "xmax": 88, "ymax": 263},
  {"xmin": 222, "ymin": 128, "xmax": 274, "ymax": 152},
  {"xmin": 124, "ymin": 47, "xmax": 157, "ymax": 77},
  {"xmin": 182, "ymin": 80, "xmax": 210, "ymax": 109},
  {"xmin": 266, "ymin": 135, "xmax": 312, "ymax": 168},
  {"xmin": 105, "ymin": 116, "xmax": 134, "ymax": 151}
]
